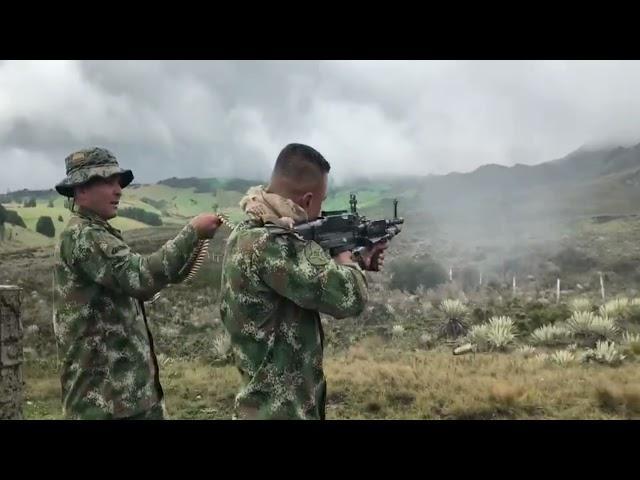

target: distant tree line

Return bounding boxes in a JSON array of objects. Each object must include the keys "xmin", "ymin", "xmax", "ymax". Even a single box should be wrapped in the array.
[
  {"xmin": 223, "ymin": 178, "xmax": 259, "ymax": 193},
  {"xmin": 389, "ymin": 253, "xmax": 448, "ymax": 293},
  {"xmin": 0, "ymin": 189, "xmax": 56, "ymax": 204},
  {"xmin": 158, "ymin": 177, "xmax": 214, "ymax": 192},
  {"xmin": 141, "ymin": 197, "xmax": 168, "ymax": 210},
  {"xmin": 118, "ymin": 207, "xmax": 163, "ymax": 226},
  {"xmin": 157, "ymin": 177, "xmax": 260, "ymax": 194}
]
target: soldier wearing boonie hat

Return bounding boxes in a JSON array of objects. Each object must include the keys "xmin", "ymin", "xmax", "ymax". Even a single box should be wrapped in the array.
[
  {"xmin": 55, "ymin": 147, "xmax": 134, "ymax": 197},
  {"xmin": 52, "ymin": 147, "xmax": 221, "ymax": 420}
]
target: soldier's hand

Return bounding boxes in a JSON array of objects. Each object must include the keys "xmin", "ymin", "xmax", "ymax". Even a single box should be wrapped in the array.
[
  {"xmin": 358, "ymin": 241, "xmax": 389, "ymax": 272},
  {"xmin": 190, "ymin": 213, "xmax": 222, "ymax": 239},
  {"xmin": 333, "ymin": 250, "xmax": 355, "ymax": 265}
]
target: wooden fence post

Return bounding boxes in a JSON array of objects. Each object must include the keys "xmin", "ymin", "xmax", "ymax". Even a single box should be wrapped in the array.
[{"xmin": 0, "ymin": 285, "xmax": 24, "ymax": 420}]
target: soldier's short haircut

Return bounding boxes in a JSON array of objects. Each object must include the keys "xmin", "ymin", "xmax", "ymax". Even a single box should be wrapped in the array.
[{"xmin": 272, "ymin": 144, "xmax": 331, "ymax": 184}]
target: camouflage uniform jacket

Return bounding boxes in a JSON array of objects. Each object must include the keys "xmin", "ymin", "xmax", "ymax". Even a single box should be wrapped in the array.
[
  {"xmin": 54, "ymin": 207, "xmax": 199, "ymax": 419},
  {"xmin": 220, "ymin": 219, "xmax": 369, "ymax": 420}
]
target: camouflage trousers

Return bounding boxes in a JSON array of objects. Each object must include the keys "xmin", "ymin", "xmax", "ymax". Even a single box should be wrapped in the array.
[{"xmin": 118, "ymin": 402, "xmax": 166, "ymax": 420}]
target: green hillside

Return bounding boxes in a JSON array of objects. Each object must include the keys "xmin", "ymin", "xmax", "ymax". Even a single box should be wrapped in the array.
[
  {"xmin": 5, "ymin": 141, "xmax": 640, "ymax": 253},
  {"xmin": 0, "ymin": 180, "xmax": 259, "ymax": 251},
  {"xmin": 0, "ymin": 224, "xmax": 55, "ymax": 252},
  {"xmin": 322, "ymin": 185, "xmax": 397, "ymax": 212},
  {"xmin": 124, "ymin": 184, "xmax": 247, "ymax": 223},
  {"xmin": 5, "ymin": 200, "xmax": 150, "ymax": 240}
]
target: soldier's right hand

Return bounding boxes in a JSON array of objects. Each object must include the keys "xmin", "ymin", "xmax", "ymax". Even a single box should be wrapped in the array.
[
  {"xmin": 333, "ymin": 250, "xmax": 355, "ymax": 265},
  {"xmin": 190, "ymin": 213, "xmax": 222, "ymax": 239},
  {"xmin": 357, "ymin": 241, "xmax": 388, "ymax": 272}
]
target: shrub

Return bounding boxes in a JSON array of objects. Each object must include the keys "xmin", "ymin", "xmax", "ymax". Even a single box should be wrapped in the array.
[
  {"xmin": 549, "ymin": 350, "xmax": 575, "ymax": 366},
  {"xmin": 621, "ymin": 332, "xmax": 640, "ymax": 356},
  {"xmin": 118, "ymin": 207, "xmax": 163, "ymax": 226},
  {"xmin": 389, "ymin": 255, "xmax": 448, "ymax": 294},
  {"xmin": 569, "ymin": 297, "xmax": 592, "ymax": 313},
  {"xmin": 486, "ymin": 316, "xmax": 517, "ymax": 351},
  {"xmin": 440, "ymin": 299, "xmax": 467, "ymax": 316},
  {"xmin": 467, "ymin": 324, "xmax": 491, "ymax": 351},
  {"xmin": 391, "ymin": 325, "xmax": 405, "ymax": 337},
  {"xmin": 565, "ymin": 312, "xmax": 618, "ymax": 341},
  {"xmin": 552, "ymin": 246, "xmax": 596, "ymax": 273},
  {"xmin": 2, "ymin": 208, "xmax": 26, "ymax": 228},
  {"xmin": 212, "ymin": 331, "xmax": 232, "ymax": 360},
  {"xmin": 599, "ymin": 297, "xmax": 630, "ymax": 320},
  {"xmin": 529, "ymin": 324, "xmax": 573, "ymax": 346},
  {"xmin": 439, "ymin": 299, "xmax": 469, "ymax": 339},
  {"xmin": 418, "ymin": 333, "xmax": 434, "ymax": 349},
  {"xmin": 516, "ymin": 301, "xmax": 571, "ymax": 334},
  {"xmin": 35, "ymin": 216, "xmax": 55, "ymax": 238},
  {"xmin": 581, "ymin": 341, "xmax": 625, "ymax": 366},
  {"xmin": 468, "ymin": 316, "xmax": 516, "ymax": 351},
  {"xmin": 516, "ymin": 345, "xmax": 537, "ymax": 358},
  {"xmin": 141, "ymin": 197, "xmax": 168, "ymax": 210}
]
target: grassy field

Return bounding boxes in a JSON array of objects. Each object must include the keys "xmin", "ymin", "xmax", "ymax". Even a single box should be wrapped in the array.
[
  {"xmin": 9, "ymin": 178, "xmax": 640, "ymax": 420},
  {"xmin": 0, "ymin": 225, "xmax": 55, "ymax": 252},
  {"xmin": 0, "ymin": 181, "xmax": 396, "ymax": 253},
  {"xmin": 0, "ymin": 182, "xmax": 257, "ymax": 251},
  {"xmin": 126, "ymin": 184, "xmax": 244, "ymax": 218},
  {"xmin": 15, "ymin": 202, "xmax": 149, "ymax": 233},
  {"xmin": 322, "ymin": 186, "xmax": 393, "ymax": 212},
  {"xmin": 23, "ymin": 342, "xmax": 640, "ymax": 420},
  {"xmin": 10, "ymin": 215, "xmax": 640, "ymax": 420}
]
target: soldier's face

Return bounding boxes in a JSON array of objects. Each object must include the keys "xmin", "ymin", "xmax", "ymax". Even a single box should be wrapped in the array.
[
  {"xmin": 75, "ymin": 175, "xmax": 123, "ymax": 220},
  {"xmin": 301, "ymin": 173, "xmax": 328, "ymax": 220}
]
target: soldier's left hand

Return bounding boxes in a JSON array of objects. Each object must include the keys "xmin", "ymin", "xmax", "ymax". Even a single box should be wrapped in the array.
[{"xmin": 191, "ymin": 213, "xmax": 223, "ymax": 239}]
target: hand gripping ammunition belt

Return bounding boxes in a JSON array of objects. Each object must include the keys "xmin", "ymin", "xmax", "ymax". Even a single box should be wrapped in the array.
[{"xmin": 148, "ymin": 213, "xmax": 236, "ymax": 305}]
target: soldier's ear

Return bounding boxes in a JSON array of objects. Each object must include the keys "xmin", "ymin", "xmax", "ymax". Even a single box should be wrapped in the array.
[{"xmin": 301, "ymin": 192, "xmax": 313, "ymax": 209}]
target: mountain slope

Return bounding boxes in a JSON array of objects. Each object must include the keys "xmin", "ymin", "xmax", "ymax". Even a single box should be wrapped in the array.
[
  {"xmin": 405, "ymin": 143, "xmax": 640, "ymax": 227},
  {"xmin": 4, "ymin": 142, "xmax": 640, "ymax": 250}
]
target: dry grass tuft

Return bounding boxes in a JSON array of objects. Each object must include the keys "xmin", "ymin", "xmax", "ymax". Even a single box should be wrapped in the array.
[
  {"xmin": 595, "ymin": 383, "xmax": 640, "ymax": 416},
  {"xmin": 488, "ymin": 382, "xmax": 528, "ymax": 407}
]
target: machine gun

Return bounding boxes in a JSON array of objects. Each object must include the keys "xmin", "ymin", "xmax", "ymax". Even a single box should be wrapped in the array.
[{"xmin": 292, "ymin": 193, "xmax": 404, "ymax": 267}]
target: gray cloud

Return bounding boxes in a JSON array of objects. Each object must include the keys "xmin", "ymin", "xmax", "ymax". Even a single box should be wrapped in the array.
[{"xmin": 1, "ymin": 60, "xmax": 640, "ymax": 192}]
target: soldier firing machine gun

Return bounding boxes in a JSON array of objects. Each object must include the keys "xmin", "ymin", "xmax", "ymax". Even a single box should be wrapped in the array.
[
  {"xmin": 151, "ymin": 193, "xmax": 404, "ymax": 305},
  {"xmin": 292, "ymin": 193, "xmax": 404, "ymax": 268}
]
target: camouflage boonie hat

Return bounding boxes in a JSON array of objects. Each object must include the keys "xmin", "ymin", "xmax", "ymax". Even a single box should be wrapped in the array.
[{"xmin": 55, "ymin": 147, "xmax": 134, "ymax": 197}]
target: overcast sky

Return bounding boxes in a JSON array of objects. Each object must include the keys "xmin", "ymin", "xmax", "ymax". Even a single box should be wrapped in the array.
[{"xmin": 1, "ymin": 60, "xmax": 639, "ymax": 192}]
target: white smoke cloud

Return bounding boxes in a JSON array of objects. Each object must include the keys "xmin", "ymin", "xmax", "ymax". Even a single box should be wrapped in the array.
[{"xmin": 1, "ymin": 60, "xmax": 639, "ymax": 192}]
